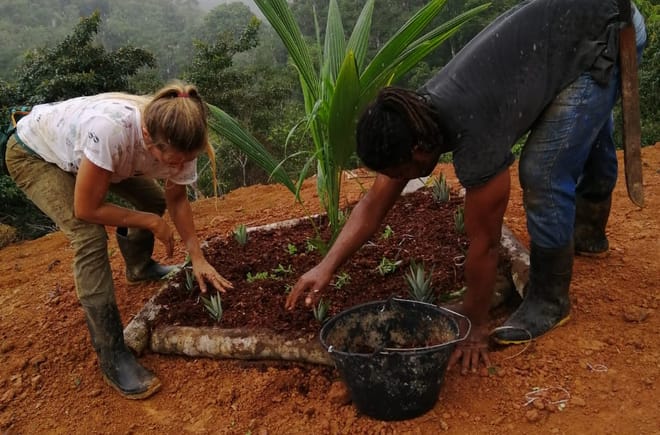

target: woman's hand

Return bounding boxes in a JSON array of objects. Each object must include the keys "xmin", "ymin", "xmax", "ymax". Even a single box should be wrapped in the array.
[
  {"xmin": 192, "ymin": 257, "xmax": 233, "ymax": 294},
  {"xmin": 285, "ymin": 264, "xmax": 334, "ymax": 310},
  {"xmin": 447, "ymin": 322, "xmax": 492, "ymax": 375}
]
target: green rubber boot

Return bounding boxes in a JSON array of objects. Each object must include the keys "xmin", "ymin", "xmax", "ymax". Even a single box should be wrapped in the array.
[
  {"xmin": 574, "ymin": 194, "xmax": 611, "ymax": 257},
  {"xmin": 82, "ymin": 301, "xmax": 161, "ymax": 399},
  {"xmin": 491, "ymin": 243, "xmax": 573, "ymax": 345},
  {"xmin": 116, "ymin": 227, "xmax": 176, "ymax": 285}
]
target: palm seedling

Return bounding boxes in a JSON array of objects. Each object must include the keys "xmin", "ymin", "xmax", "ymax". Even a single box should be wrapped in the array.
[
  {"xmin": 377, "ymin": 256, "xmax": 402, "ymax": 276},
  {"xmin": 332, "ymin": 272, "xmax": 351, "ymax": 289},
  {"xmin": 431, "ymin": 172, "xmax": 450, "ymax": 203},
  {"xmin": 205, "ymin": 0, "xmax": 490, "ymax": 245},
  {"xmin": 404, "ymin": 259, "xmax": 435, "ymax": 304},
  {"xmin": 454, "ymin": 205, "xmax": 465, "ymax": 234},
  {"xmin": 233, "ymin": 224, "xmax": 248, "ymax": 246},
  {"xmin": 201, "ymin": 293, "xmax": 223, "ymax": 323},
  {"xmin": 313, "ymin": 298, "xmax": 331, "ymax": 323}
]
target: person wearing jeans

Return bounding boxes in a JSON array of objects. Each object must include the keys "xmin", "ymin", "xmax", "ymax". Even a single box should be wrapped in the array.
[
  {"xmin": 5, "ymin": 81, "xmax": 233, "ymax": 398},
  {"xmin": 285, "ymin": 0, "xmax": 647, "ymax": 374}
]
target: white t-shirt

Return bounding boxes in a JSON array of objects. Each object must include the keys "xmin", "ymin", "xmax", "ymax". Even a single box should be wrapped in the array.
[{"xmin": 16, "ymin": 94, "xmax": 197, "ymax": 185}]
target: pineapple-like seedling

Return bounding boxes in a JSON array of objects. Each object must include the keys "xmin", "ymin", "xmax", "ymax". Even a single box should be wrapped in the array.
[
  {"xmin": 313, "ymin": 298, "xmax": 330, "ymax": 323},
  {"xmin": 431, "ymin": 172, "xmax": 450, "ymax": 203},
  {"xmin": 201, "ymin": 293, "xmax": 223, "ymax": 323},
  {"xmin": 233, "ymin": 224, "xmax": 248, "ymax": 246},
  {"xmin": 404, "ymin": 260, "xmax": 435, "ymax": 304},
  {"xmin": 454, "ymin": 205, "xmax": 465, "ymax": 234}
]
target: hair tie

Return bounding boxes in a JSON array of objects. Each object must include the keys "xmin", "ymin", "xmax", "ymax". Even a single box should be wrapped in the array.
[{"xmin": 177, "ymin": 92, "xmax": 190, "ymax": 98}]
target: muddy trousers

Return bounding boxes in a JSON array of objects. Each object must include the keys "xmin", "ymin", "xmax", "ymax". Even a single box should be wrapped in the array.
[
  {"xmin": 5, "ymin": 138, "xmax": 163, "ymax": 398},
  {"xmin": 5, "ymin": 138, "xmax": 167, "ymax": 305}
]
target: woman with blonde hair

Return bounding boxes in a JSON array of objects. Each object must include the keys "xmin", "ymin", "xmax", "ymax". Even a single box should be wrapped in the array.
[{"xmin": 5, "ymin": 81, "xmax": 232, "ymax": 399}]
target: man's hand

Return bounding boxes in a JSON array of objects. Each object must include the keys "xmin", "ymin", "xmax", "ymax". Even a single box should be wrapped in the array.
[
  {"xmin": 193, "ymin": 258, "xmax": 233, "ymax": 294},
  {"xmin": 285, "ymin": 264, "xmax": 333, "ymax": 310},
  {"xmin": 447, "ymin": 323, "xmax": 492, "ymax": 375}
]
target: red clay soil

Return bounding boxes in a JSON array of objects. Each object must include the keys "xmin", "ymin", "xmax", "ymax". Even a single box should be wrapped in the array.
[{"xmin": 0, "ymin": 145, "xmax": 658, "ymax": 434}]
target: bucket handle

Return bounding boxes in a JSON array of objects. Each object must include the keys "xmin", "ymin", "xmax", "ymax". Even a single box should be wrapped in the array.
[
  {"xmin": 380, "ymin": 297, "xmax": 472, "ymax": 351},
  {"xmin": 433, "ymin": 306, "xmax": 472, "ymax": 349},
  {"xmin": 380, "ymin": 293, "xmax": 398, "ymax": 312}
]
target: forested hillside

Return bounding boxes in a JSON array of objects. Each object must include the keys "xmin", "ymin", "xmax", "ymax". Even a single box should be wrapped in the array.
[{"xmin": 0, "ymin": 0, "xmax": 658, "ymax": 243}]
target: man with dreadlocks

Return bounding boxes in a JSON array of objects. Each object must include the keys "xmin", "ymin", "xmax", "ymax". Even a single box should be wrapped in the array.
[{"xmin": 285, "ymin": 0, "xmax": 647, "ymax": 374}]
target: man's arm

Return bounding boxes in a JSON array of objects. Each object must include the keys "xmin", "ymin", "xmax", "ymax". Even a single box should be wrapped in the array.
[
  {"xmin": 463, "ymin": 168, "xmax": 510, "ymax": 324},
  {"xmin": 448, "ymin": 168, "xmax": 510, "ymax": 373},
  {"xmin": 285, "ymin": 174, "xmax": 408, "ymax": 310}
]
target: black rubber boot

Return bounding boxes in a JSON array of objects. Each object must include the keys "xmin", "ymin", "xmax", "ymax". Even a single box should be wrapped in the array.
[
  {"xmin": 116, "ymin": 227, "xmax": 176, "ymax": 284},
  {"xmin": 574, "ymin": 194, "xmax": 611, "ymax": 257},
  {"xmin": 491, "ymin": 243, "xmax": 573, "ymax": 345},
  {"xmin": 82, "ymin": 302, "xmax": 161, "ymax": 399}
]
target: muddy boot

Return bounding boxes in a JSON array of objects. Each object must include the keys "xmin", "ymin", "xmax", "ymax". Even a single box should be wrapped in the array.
[
  {"xmin": 116, "ymin": 227, "xmax": 176, "ymax": 285},
  {"xmin": 491, "ymin": 243, "xmax": 573, "ymax": 345},
  {"xmin": 574, "ymin": 194, "xmax": 611, "ymax": 257},
  {"xmin": 82, "ymin": 302, "xmax": 161, "ymax": 399}
]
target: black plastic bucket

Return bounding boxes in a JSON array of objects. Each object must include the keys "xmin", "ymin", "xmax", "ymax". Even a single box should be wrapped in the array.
[{"xmin": 320, "ymin": 297, "xmax": 470, "ymax": 421}]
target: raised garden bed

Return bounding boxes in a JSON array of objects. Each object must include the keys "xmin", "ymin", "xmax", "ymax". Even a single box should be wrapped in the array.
[{"xmin": 124, "ymin": 183, "xmax": 529, "ymax": 365}]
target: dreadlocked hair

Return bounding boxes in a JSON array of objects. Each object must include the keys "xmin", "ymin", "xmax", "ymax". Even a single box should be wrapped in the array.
[{"xmin": 356, "ymin": 86, "xmax": 442, "ymax": 171}]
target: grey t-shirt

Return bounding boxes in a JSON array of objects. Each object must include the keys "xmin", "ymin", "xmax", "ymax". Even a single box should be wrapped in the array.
[{"xmin": 420, "ymin": 0, "xmax": 622, "ymax": 187}]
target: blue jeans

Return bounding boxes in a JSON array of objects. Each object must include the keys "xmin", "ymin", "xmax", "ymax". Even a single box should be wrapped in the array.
[{"xmin": 519, "ymin": 7, "xmax": 647, "ymax": 249}]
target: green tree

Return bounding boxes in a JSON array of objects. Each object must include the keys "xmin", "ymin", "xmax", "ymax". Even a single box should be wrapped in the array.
[
  {"xmin": 637, "ymin": 0, "xmax": 660, "ymax": 145},
  {"xmin": 14, "ymin": 12, "xmax": 155, "ymax": 105},
  {"xmin": 207, "ymin": 0, "xmax": 490, "ymax": 241},
  {"xmin": 0, "ymin": 11, "xmax": 158, "ymax": 241},
  {"xmin": 99, "ymin": 0, "xmax": 202, "ymax": 79},
  {"xmin": 185, "ymin": 10, "xmax": 305, "ymax": 194}
]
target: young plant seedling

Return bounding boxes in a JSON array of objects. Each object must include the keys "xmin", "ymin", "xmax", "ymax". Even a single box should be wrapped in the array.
[
  {"xmin": 201, "ymin": 293, "xmax": 223, "ymax": 323},
  {"xmin": 233, "ymin": 224, "xmax": 248, "ymax": 246},
  {"xmin": 184, "ymin": 267, "xmax": 195, "ymax": 292},
  {"xmin": 272, "ymin": 263, "xmax": 293, "ymax": 276},
  {"xmin": 332, "ymin": 272, "xmax": 351, "ymax": 289},
  {"xmin": 161, "ymin": 252, "xmax": 192, "ymax": 281},
  {"xmin": 305, "ymin": 238, "xmax": 320, "ymax": 253},
  {"xmin": 246, "ymin": 271, "xmax": 270, "ymax": 283},
  {"xmin": 404, "ymin": 259, "xmax": 435, "ymax": 303},
  {"xmin": 286, "ymin": 243, "xmax": 298, "ymax": 255},
  {"xmin": 438, "ymin": 286, "xmax": 467, "ymax": 303},
  {"xmin": 376, "ymin": 256, "xmax": 402, "ymax": 276},
  {"xmin": 431, "ymin": 172, "xmax": 451, "ymax": 203},
  {"xmin": 454, "ymin": 205, "xmax": 465, "ymax": 235},
  {"xmin": 381, "ymin": 225, "xmax": 394, "ymax": 240},
  {"xmin": 313, "ymin": 298, "xmax": 330, "ymax": 323}
]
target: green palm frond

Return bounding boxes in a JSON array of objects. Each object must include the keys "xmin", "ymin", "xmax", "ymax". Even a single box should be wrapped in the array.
[
  {"xmin": 209, "ymin": 0, "xmax": 490, "ymax": 241},
  {"xmin": 206, "ymin": 103, "xmax": 296, "ymax": 193}
]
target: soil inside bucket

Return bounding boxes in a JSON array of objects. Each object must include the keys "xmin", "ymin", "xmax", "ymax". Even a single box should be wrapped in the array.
[
  {"xmin": 320, "ymin": 298, "xmax": 464, "ymax": 421},
  {"xmin": 323, "ymin": 301, "xmax": 459, "ymax": 353},
  {"xmin": 152, "ymin": 188, "xmax": 511, "ymax": 344}
]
